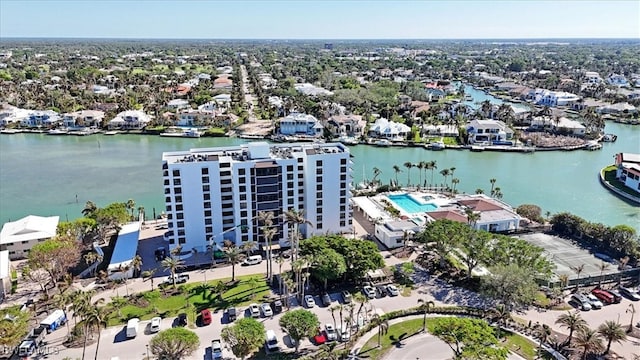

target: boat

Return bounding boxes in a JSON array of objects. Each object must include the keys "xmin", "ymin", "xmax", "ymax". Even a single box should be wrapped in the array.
[
  {"xmin": 429, "ymin": 141, "xmax": 446, "ymax": 151},
  {"xmin": 183, "ymin": 128, "xmax": 202, "ymax": 138},
  {"xmin": 47, "ymin": 128, "xmax": 69, "ymax": 135},
  {"xmin": 338, "ymin": 136, "xmax": 359, "ymax": 146},
  {"xmin": 464, "ymin": 94, "xmax": 473, "ymax": 101},
  {"xmin": 238, "ymin": 133, "xmax": 266, "ymax": 139},
  {"xmin": 602, "ymin": 134, "xmax": 617, "ymax": 142},
  {"xmin": 70, "ymin": 127, "xmax": 101, "ymax": 136},
  {"xmin": 585, "ymin": 141, "xmax": 602, "ymax": 151},
  {"xmin": 160, "ymin": 127, "xmax": 202, "ymax": 138},
  {"xmin": 374, "ymin": 139, "xmax": 391, "ymax": 147},
  {"xmin": 104, "ymin": 130, "xmax": 120, "ymax": 135},
  {"xmin": 0, "ymin": 128, "xmax": 22, "ymax": 134},
  {"xmin": 470, "ymin": 145, "xmax": 485, "ymax": 152}
]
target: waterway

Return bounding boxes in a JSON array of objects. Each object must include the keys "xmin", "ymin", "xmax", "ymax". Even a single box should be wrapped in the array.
[{"xmin": 0, "ymin": 121, "xmax": 638, "ymax": 231}]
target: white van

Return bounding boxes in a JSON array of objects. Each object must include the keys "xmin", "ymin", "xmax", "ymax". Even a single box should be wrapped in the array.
[
  {"xmin": 265, "ymin": 330, "xmax": 280, "ymax": 353},
  {"xmin": 126, "ymin": 318, "xmax": 140, "ymax": 338},
  {"xmin": 243, "ymin": 255, "xmax": 263, "ymax": 266}
]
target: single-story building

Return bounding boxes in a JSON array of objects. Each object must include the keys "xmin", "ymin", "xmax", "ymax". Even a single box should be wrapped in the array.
[
  {"xmin": 107, "ymin": 222, "xmax": 141, "ymax": 280},
  {"xmin": 374, "ymin": 220, "xmax": 421, "ymax": 249},
  {"xmin": 0, "ymin": 215, "xmax": 59, "ymax": 260},
  {"xmin": 615, "ymin": 153, "xmax": 640, "ymax": 193}
]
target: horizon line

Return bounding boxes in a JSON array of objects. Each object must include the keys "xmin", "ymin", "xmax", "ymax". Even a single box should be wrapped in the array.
[{"xmin": 1, "ymin": 36, "xmax": 639, "ymax": 41}]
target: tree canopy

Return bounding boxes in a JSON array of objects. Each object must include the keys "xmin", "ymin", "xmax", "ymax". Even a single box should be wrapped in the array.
[
  {"xmin": 430, "ymin": 317, "xmax": 508, "ymax": 360},
  {"xmin": 149, "ymin": 327, "xmax": 200, "ymax": 360},
  {"xmin": 220, "ymin": 317, "xmax": 266, "ymax": 360},
  {"xmin": 279, "ymin": 309, "xmax": 320, "ymax": 353}
]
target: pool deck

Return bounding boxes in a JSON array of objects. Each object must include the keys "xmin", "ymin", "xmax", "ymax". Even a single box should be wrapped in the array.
[{"xmin": 383, "ymin": 191, "xmax": 452, "ymax": 217}]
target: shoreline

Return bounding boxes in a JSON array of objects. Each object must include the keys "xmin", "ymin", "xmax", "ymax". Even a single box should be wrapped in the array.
[{"xmin": 599, "ymin": 166, "xmax": 640, "ymax": 205}]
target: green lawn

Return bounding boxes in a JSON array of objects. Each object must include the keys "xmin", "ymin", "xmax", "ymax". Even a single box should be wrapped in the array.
[
  {"xmin": 359, "ymin": 318, "xmax": 425, "ymax": 360},
  {"xmin": 501, "ymin": 330, "xmax": 539, "ymax": 360},
  {"xmin": 131, "ymin": 68, "xmax": 148, "ymax": 75},
  {"xmin": 106, "ymin": 275, "xmax": 270, "ymax": 326}
]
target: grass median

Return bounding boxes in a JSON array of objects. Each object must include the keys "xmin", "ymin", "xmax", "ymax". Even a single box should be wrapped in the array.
[{"xmin": 105, "ymin": 274, "xmax": 270, "ymax": 327}]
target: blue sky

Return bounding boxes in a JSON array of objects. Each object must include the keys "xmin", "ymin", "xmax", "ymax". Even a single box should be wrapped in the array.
[{"xmin": 1, "ymin": 0, "xmax": 639, "ymax": 39}]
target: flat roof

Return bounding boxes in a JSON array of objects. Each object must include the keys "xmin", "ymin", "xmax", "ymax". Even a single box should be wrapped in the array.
[{"xmin": 108, "ymin": 222, "xmax": 140, "ymax": 270}]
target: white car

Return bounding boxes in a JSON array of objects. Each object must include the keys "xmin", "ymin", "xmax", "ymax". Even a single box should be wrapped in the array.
[
  {"xmin": 337, "ymin": 326, "xmax": 350, "ymax": 342},
  {"xmin": 249, "ymin": 303, "xmax": 261, "ymax": 318},
  {"xmin": 386, "ymin": 284, "xmax": 400, "ymax": 296},
  {"xmin": 324, "ymin": 323, "xmax": 337, "ymax": 341},
  {"xmin": 363, "ymin": 285, "xmax": 376, "ymax": 299},
  {"xmin": 149, "ymin": 317, "xmax": 161, "ymax": 333},
  {"xmin": 620, "ymin": 287, "xmax": 640, "ymax": 301},
  {"xmin": 261, "ymin": 303, "xmax": 273, "ymax": 317},
  {"xmin": 304, "ymin": 295, "xmax": 316, "ymax": 308},
  {"xmin": 585, "ymin": 294, "xmax": 603, "ymax": 309}
]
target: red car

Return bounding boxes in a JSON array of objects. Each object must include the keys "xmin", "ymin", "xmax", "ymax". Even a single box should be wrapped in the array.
[
  {"xmin": 201, "ymin": 309, "xmax": 212, "ymax": 326},
  {"xmin": 591, "ymin": 289, "xmax": 614, "ymax": 305},
  {"xmin": 313, "ymin": 330, "xmax": 327, "ymax": 345}
]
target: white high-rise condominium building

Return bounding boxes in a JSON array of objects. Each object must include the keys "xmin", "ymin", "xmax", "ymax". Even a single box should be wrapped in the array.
[{"xmin": 162, "ymin": 142, "xmax": 353, "ymax": 254}]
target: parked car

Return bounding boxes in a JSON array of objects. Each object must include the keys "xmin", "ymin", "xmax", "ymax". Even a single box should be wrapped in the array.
[
  {"xmin": 591, "ymin": 288, "xmax": 615, "ymax": 305},
  {"xmin": 620, "ymin": 287, "xmax": 640, "ymax": 301},
  {"xmin": 337, "ymin": 326, "xmax": 350, "ymax": 342},
  {"xmin": 227, "ymin": 307, "xmax": 237, "ymax": 322},
  {"xmin": 569, "ymin": 294, "xmax": 592, "ymax": 311},
  {"xmin": 605, "ymin": 289, "xmax": 623, "ymax": 303},
  {"xmin": 386, "ymin": 284, "xmax": 400, "ymax": 296},
  {"xmin": 261, "ymin": 303, "xmax": 273, "ymax": 317},
  {"xmin": 243, "ymin": 255, "xmax": 263, "ymax": 266},
  {"xmin": 341, "ymin": 291, "xmax": 352, "ymax": 304},
  {"xmin": 584, "ymin": 293, "xmax": 603, "ymax": 309},
  {"xmin": 177, "ymin": 313, "xmax": 188, "ymax": 327},
  {"xmin": 324, "ymin": 323, "xmax": 338, "ymax": 341},
  {"xmin": 313, "ymin": 330, "xmax": 327, "ymax": 345},
  {"xmin": 149, "ymin": 317, "xmax": 161, "ymax": 333},
  {"xmin": 201, "ymin": 309, "xmax": 212, "ymax": 325},
  {"xmin": 304, "ymin": 295, "xmax": 316, "ymax": 308},
  {"xmin": 265, "ymin": 330, "xmax": 280, "ymax": 353},
  {"xmin": 321, "ymin": 293, "xmax": 332, "ymax": 306},
  {"xmin": 163, "ymin": 273, "xmax": 189, "ymax": 286},
  {"xmin": 249, "ymin": 303, "xmax": 261, "ymax": 318},
  {"xmin": 363, "ymin": 286, "xmax": 376, "ymax": 299},
  {"xmin": 271, "ymin": 300, "xmax": 283, "ymax": 314},
  {"xmin": 126, "ymin": 318, "xmax": 140, "ymax": 338},
  {"xmin": 211, "ymin": 339, "xmax": 223, "ymax": 359},
  {"xmin": 375, "ymin": 286, "xmax": 387, "ymax": 298}
]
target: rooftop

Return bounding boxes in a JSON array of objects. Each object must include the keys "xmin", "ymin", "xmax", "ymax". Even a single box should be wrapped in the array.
[
  {"xmin": 108, "ymin": 222, "xmax": 140, "ymax": 270},
  {"xmin": 0, "ymin": 215, "xmax": 59, "ymax": 245}
]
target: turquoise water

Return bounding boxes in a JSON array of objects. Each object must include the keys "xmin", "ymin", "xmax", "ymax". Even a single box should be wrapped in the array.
[
  {"xmin": 453, "ymin": 81, "xmax": 531, "ymax": 113},
  {"xmin": 388, "ymin": 194, "xmax": 438, "ymax": 214},
  {"xmin": 0, "ymin": 121, "xmax": 638, "ymax": 231}
]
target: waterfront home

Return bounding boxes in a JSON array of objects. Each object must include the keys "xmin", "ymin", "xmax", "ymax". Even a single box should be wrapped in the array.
[
  {"xmin": 20, "ymin": 110, "xmax": 61, "ymax": 128},
  {"xmin": 530, "ymin": 116, "xmax": 586, "ymax": 136},
  {"xmin": 420, "ymin": 124, "xmax": 459, "ymax": 137},
  {"xmin": 278, "ymin": 112, "xmax": 324, "ymax": 137},
  {"xmin": 425, "ymin": 88, "xmax": 445, "ymax": 102},
  {"xmin": 531, "ymin": 89, "xmax": 581, "ymax": 107},
  {"xmin": 108, "ymin": 110, "xmax": 152, "ymax": 130},
  {"xmin": 597, "ymin": 102, "xmax": 638, "ymax": 115},
  {"xmin": 326, "ymin": 114, "xmax": 366, "ymax": 138},
  {"xmin": 213, "ymin": 75, "xmax": 233, "ymax": 89},
  {"xmin": 176, "ymin": 109, "xmax": 216, "ymax": 127},
  {"xmin": 62, "ymin": 110, "xmax": 105, "ymax": 128},
  {"xmin": 453, "ymin": 194, "xmax": 521, "ymax": 232},
  {"xmin": 166, "ymin": 99, "xmax": 190, "ymax": 110},
  {"xmin": 466, "ymin": 119, "xmax": 513, "ymax": 144},
  {"xmin": 197, "ymin": 101, "xmax": 223, "ymax": 114},
  {"xmin": 0, "ymin": 215, "xmax": 59, "ymax": 260},
  {"xmin": 571, "ymin": 98, "xmax": 607, "ymax": 112},
  {"xmin": 213, "ymin": 93, "xmax": 232, "ymax": 105},
  {"xmin": 0, "ymin": 249, "xmax": 9, "ymax": 301},
  {"xmin": 607, "ymin": 74, "xmax": 629, "ymax": 88},
  {"xmin": 369, "ymin": 118, "xmax": 411, "ymax": 141},
  {"xmin": 614, "ymin": 153, "xmax": 640, "ymax": 193},
  {"xmin": 0, "ymin": 105, "xmax": 30, "ymax": 126},
  {"xmin": 374, "ymin": 220, "xmax": 421, "ymax": 249}
]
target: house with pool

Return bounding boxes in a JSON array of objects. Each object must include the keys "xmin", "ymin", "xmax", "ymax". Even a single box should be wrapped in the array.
[{"xmin": 352, "ymin": 192, "xmax": 521, "ymax": 249}]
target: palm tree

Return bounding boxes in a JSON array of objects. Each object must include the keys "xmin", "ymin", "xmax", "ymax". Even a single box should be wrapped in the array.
[
  {"xmin": 416, "ymin": 161, "xmax": 425, "ymax": 187},
  {"xmin": 372, "ymin": 167, "xmax": 382, "ymax": 186},
  {"xmin": 82, "ymin": 201, "xmax": 97, "ymax": 217},
  {"xmin": 262, "ymin": 226, "xmax": 277, "ymax": 280},
  {"xmin": 223, "ymin": 245, "xmax": 244, "ymax": 283},
  {"xmin": 417, "ymin": 298, "xmax": 435, "ymax": 332},
  {"xmin": 283, "ymin": 209, "xmax": 312, "ymax": 295},
  {"xmin": 126, "ymin": 198, "xmax": 136, "ymax": 220},
  {"xmin": 555, "ymin": 311, "xmax": 587, "ymax": 344},
  {"xmin": 451, "ymin": 178, "xmax": 460, "ymax": 194},
  {"xmin": 489, "ymin": 304, "xmax": 511, "ymax": 328},
  {"xmin": 439, "ymin": 168, "xmax": 451, "ymax": 189},
  {"xmin": 533, "ymin": 324, "xmax": 552, "ymax": 353},
  {"xmin": 489, "ymin": 178, "xmax": 497, "ymax": 194},
  {"xmin": 141, "ymin": 268, "xmax": 157, "ymax": 291},
  {"xmin": 571, "ymin": 264, "xmax": 585, "ymax": 291},
  {"xmin": 558, "ymin": 273, "xmax": 570, "ymax": 289},
  {"xmin": 371, "ymin": 313, "xmax": 389, "ymax": 348},
  {"xmin": 403, "ymin": 161, "xmax": 413, "ymax": 186},
  {"xmin": 80, "ymin": 295, "xmax": 104, "ymax": 360},
  {"xmin": 392, "ymin": 165, "xmax": 402, "ymax": 187},
  {"xmin": 86, "ymin": 305, "xmax": 109, "ymax": 360},
  {"xmin": 428, "ymin": 160, "xmax": 437, "ymax": 187},
  {"xmin": 464, "ymin": 208, "xmax": 481, "ymax": 227},
  {"xmin": 161, "ymin": 256, "xmax": 184, "ymax": 289},
  {"xmin": 275, "ymin": 253, "xmax": 285, "ymax": 299},
  {"xmin": 329, "ymin": 305, "xmax": 340, "ymax": 335},
  {"xmin": 131, "ymin": 254, "xmax": 143, "ymax": 278},
  {"xmin": 51, "ymin": 292, "xmax": 72, "ymax": 338},
  {"xmin": 627, "ymin": 304, "xmax": 636, "ymax": 333},
  {"xmin": 574, "ymin": 328, "xmax": 604, "ymax": 360},
  {"xmin": 597, "ymin": 320, "xmax": 626, "ymax": 354},
  {"xmin": 597, "ymin": 262, "xmax": 610, "ymax": 286}
]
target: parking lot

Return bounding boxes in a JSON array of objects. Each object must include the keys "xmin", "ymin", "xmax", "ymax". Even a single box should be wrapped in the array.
[{"xmin": 517, "ymin": 233, "xmax": 619, "ymax": 280}]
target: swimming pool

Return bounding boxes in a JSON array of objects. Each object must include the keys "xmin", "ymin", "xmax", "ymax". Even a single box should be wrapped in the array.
[{"xmin": 387, "ymin": 194, "xmax": 438, "ymax": 214}]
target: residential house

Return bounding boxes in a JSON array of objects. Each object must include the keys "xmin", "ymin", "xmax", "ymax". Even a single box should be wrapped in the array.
[
  {"xmin": 326, "ymin": 114, "xmax": 366, "ymax": 137},
  {"xmin": 278, "ymin": 113, "xmax": 324, "ymax": 137},
  {"xmin": 454, "ymin": 195, "xmax": 521, "ymax": 232},
  {"xmin": 213, "ymin": 94, "xmax": 232, "ymax": 105},
  {"xmin": 584, "ymin": 71, "xmax": 602, "ymax": 84},
  {"xmin": 21, "ymin": 110, "xmax": 61, "ymax": 128},
  {"xmin": 167, "ymin": 99, "xmax": 190, "ymax": 110},
  {"xmin": 108, "ymin": 110, "xmax": 152, "ymax": 130},
  {"xmin": 421, "ymin": 124, "xmax": 459, "ymax": 137},
  {"xmin": 374, "ymin": 220, "xmax": 421, "ymax": 249},
  {"xmin": 530, "ymin": 116, "xmax": 586, "ymax": 136},
  {"xmin": 213, "ymin": 75, "xmax": 233, "ymax": 89},
  {"xmin": 62, "ymin": 110, "xmax": 105, "ymax": 128},
  {"xmin": 607, "ymin": 74, "xmax": 629, "ymax": 87},
  {"xmin": 294, "ymin": 83, "xmax": 333, "ymax": 96},
  {"xmin": 571, "ymin": 98, "xmax": 607, "ymax": 112},
  {"xmin": 598, "ymin": 102, "xmax": 638, "ymax": 115},
  {"xmin": 368, "ymin": 118, "xmax": 411, "ymax": 141},
  {"xmin": 614, "ymin": 153, "xmax": 640, "ymax": 193},
  {"xmin": 466, "ymin": 119, "xmax": 513, "ymax": 144},
  {"xmin": 0, "ymin": 215, "xmax": 59, "ymax": 260},
  {"xmin": 176, "ymin": 109, "xmax": 216, "ymax": 127},
  {"xmin": 0, "ymin": 106, "xmax": 30, "ymax": 126},
  {"xmin": 531, "ymin": 89, "xmax": 581, "ymax": 107},
  {"xmin": 425, "ymin": 88, "xmax": 445, "ymax": 102}
]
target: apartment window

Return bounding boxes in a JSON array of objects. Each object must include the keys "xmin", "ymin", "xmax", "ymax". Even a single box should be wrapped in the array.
[
  {"xmin": 240, "ymin": 194, "xmax": 246, "ymax": 201},
  {"xmin": 239, "ymin": 185, "xmax": 246, "ymax": 192},
  {"xmin": 340, "ymin": 221, "xmax": 346, "ymax": 227},
  {"xmin": 288, "ymin": 198, "xmax": 294, "ymax": 205},
  {"xmin": 340, "ymin": 198, "xmax": 346, "ymax": 204},
  {"xmin": 204, "ymin": 210, "xmax": 212, "ymax": 217},
  {"xmin": 288, "ymin": 181, "xmax": 294, "ymax": 188},
  {"xmin": 340, "ymin": 190, "xmax": 346, "ymax": 196},
  {"xmin": 220, "ymin": 171, "xmax": 231, "ymax": 177},
  {"xmin": 287, "ymin": 174, "xmax": 293, "ymax": 180},
  {"xmin": 340, "ymin": 174, "xmax": 346, "ymax": 181},
  {"xmin": 239, "ymin": 168, "xmax": 246, "ymax": 175},
  {"xmin": 175, "ymin": 196, "xmax": 182, "ymax": 203},
  {"xmin": 175, "ymin": 187, "xmax": 182, "ymax": 194},
  {"xmin": 298, "ymin": 173, "xmax": 304, "ymax": 179},
  {"xmin": 316, "ymin": 199, "xmax": 323, "ymax": 206},
  {"xmin": 223, "ymin": 211, "xmax": 233, "ymax": 217},
  {"xmin": 316, "ymin": 168, "xmax": 323, "ymax": 175},
  {"xmin": 167, "ymin": 214, "xmax": 173, "ymax": 220},
  {"xmin": 297, "ymin": 158, "xmax": 303, "ymax": 163},
  {"xmin": 169, "ymin": 238, "xmax": 175, "ymax": 245},
  {"xmin": 165, "ymin": 196, "xmax": 171, "ymax": 203},
  {"xmin": 316, "ymin": 184, "xmax": 322, "ymax": 191},
  {"xmin": 205, "ymin": 219, "xmax": 212, "ymax": 225},
  {"xmin": 178, "ymin": 238, "xmax": 186, "ymax": 244},
  {"xmin": 341, "ymin": 166, "xmax": 347, "ymax": 173},
  {"xmin": 204, "ymin": 194, "xmax": 210, "ymax": 201},
  {"xmin": 316, "ymin": 191, "xmax": 322, "ymax": 198},
  {"xmin": 341, "ymin": 182, "xmax": 346, "ymax": 189},
  {"xmin": 317, "ymin": 223, "xmax": 323, "ymax": 230},
  {"xmin": 239, "ymin": 177, "xmax": 246, "ymax": 183},
  {"xmin": 298, "ymin": 196, "xmax": 304, "ymax": 202},
  {"xmin": 205, "ymin": 226, "xmax": 213, "ymax": 233},
  {"xmin": 166, "ymin": 205, "xmax": 172, "ymax": 212},
  {"xmin": 340, "ymin": 205, "xmax": 346, "ymax": 211},
  {"xmin": 203, "ymin": 185, "xmax": 210, "ymax": 192},
  {"xmin": 176, "ymin": 204, "xmax": 183, "ymax": 211},
  {"xmin": 204, "ymin": 202, "xmax": 211, "ymax": 209},
  {"xmin": 164, "ymin": 179, "xmax": 170, "ymax": 186},
  {"xmin": 177, "ymin": 221, "xmax": 184, "ymax": 228},
  {"xmin": 201, "ymin": 168, "xmax": 208, "ymax": 175},
  {"xmin": 173, "ymin": 178, "xmax": 181, "ymax": 186},
  {"xmin": 164, "ymin": 188, "xmax": 170, "ymax": 194},
  {"xmin": 298, "ymin": 181, "xmax": 303, "ymax": 187},
  {"xmin": 316, "ymin": 160, "xmax": 322, "ymax": 167},
  {"xmin": 341, "ymin": 159, "xmax": 347, "ymax": 165},
  {"xmin": 286, "ymin": 190, "xmax": 293, "ymax": 196},
  {"xmin": 221, "ymin": 162, "xmax": 230, "ymax": 168}
]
